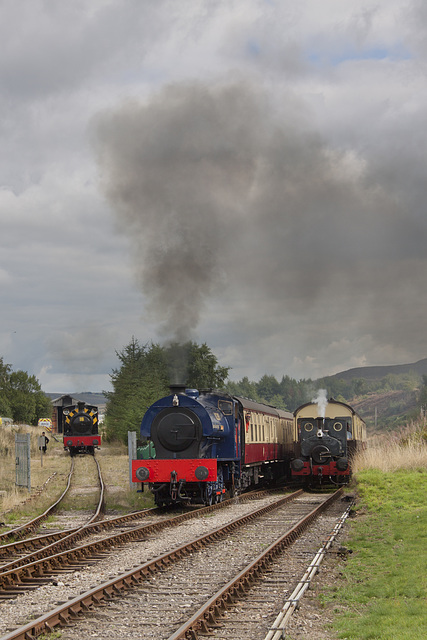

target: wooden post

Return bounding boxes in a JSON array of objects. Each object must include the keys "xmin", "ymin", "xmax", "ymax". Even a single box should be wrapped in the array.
[{"xmin": 128, "ymin": 431, "xmax": 137, "ymax": 490}]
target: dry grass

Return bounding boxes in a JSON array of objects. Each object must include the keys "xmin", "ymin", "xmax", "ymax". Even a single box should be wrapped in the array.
[
  {"xmin": 352, "ymin": 419, "xmax": 427, "ymax": 473},
  {"xmin": 0, "ymin": 425, "xmax": 72, "ymax": 520},
  {"xmin": 0, "ymin": 428, "xmax": 153, "ymax": 520}
]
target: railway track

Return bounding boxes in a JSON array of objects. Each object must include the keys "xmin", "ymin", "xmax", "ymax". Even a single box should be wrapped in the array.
[
  {"xmin": 0, "ymin": 460, "xmax": 75, "ymax": 546},
  {"xmin": 0, "ymin": 490, "xmax": 348, "ymax": 640},
  {"xmin": 0, "ymin": 489, "xmax": 301, "ymax": 599},
  {"xmin": 171, "ymin": 494, "xmax": 353, "ymax": 640},
  {"xmin": 0, "ymin": 455, "xmax": 105, "ymax": 544},
  {"xmin": 0, "ymin": 456, "xmax": 106, "ymax": 571}
]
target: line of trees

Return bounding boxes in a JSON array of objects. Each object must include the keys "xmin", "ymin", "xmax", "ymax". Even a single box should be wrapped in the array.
[
  {"xmin": 0, "ymin": 357, "xmax": 51, "ymax": 424},
  {"xmin": 224, "ymin": 374, "xmax": 312, "ymax": 411},
  {"xmin": 225, "ymin": 371, "xmax": 426, "ymax": 413}
]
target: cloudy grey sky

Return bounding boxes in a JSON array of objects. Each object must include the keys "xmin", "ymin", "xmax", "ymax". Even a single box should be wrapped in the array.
[{"xmin": 1, "ymin": 0, "xmax": 427, "ymax": 392}]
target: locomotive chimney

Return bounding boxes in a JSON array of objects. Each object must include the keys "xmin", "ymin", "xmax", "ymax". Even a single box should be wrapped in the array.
[{"xmin": 169, "ymin": 384, "xmax": 187, "ymax": 395}]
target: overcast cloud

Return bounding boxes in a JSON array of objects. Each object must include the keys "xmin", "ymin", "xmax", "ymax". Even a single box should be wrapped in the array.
[{"xmin": 1, "ymin": 0, "xmax": 427, "ymax": 392}]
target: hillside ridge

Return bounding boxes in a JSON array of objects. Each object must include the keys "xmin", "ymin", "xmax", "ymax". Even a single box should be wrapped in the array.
[{"xmin": 327, "ymin": 358, "xmax": 427, "ymax": 381}]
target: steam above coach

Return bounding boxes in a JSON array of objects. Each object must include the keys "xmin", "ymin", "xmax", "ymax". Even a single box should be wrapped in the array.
[{"xmin": 132, "ymin": 386, "xmax": 294, "ymax": 506}]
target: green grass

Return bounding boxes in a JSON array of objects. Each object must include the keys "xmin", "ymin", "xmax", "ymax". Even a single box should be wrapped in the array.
[{"xmin": 323, "ymin": 469, "xmax": 427, "ymax": 639}]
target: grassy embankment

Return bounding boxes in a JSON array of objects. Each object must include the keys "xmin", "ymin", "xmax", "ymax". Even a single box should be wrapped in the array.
[
  {"xmin": 324, "ymin": 422, "xmax": 427, "ymax": 640},
  {"xmin": 0, "ymin": 427, "xmax": 154, "ymax": 528}
]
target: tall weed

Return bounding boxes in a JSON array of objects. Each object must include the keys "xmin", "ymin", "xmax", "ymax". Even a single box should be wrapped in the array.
[{"xmin": 352, "ymin": 419, "xmax": 427, "ymax": 473}]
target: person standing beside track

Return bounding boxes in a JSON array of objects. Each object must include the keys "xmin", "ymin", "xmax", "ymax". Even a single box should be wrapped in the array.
[{"xmin": 40, "ymin": 431, "xmax": 49, "ymax": 453}]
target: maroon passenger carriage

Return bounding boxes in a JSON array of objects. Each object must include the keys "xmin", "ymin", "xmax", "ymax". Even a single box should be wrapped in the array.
[{"xmin": 238, "ymin": 397, "xmax": 294, "ymax": 487}]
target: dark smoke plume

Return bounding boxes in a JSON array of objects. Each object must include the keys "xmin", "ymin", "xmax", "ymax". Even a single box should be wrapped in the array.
[
  {"xmin": 93, "ymin": 80, "xmax": 417, "ymax": 371},
  {"xmin": 93, "ymin": 82, "xmax": 267, "ymax": 342}
]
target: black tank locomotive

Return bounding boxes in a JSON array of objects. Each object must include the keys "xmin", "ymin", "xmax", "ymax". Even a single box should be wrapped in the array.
[
  {"xmin": 63, "ymin": 402, "xmax": 100, "ymax": 456},
  {"xmin": 291, "ymin": 398, "xmax": 366, "ymax": 484}
]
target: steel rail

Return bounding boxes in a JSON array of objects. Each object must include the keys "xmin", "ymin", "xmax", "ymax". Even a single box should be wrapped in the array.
[
  {"xmin": 0, "ymin": 453, "xmax": 103, "ymax": 549},
  {"xmin": 0, "ymin": 490, "xmax": 303, "ymax": 591},
  {"xmin": 0, "ymin": 506, "xmax": 160, "ymax": 560},
  {"xmin": 0, "ymin": 460, "xmax": 75, "ymax": 546},
  {"xmin": 0, "ymin": 490, "xmax": 306, "ymax": 639},
  {"xmin": 0, "ymin": 487, "xmax": 301, "ymax": 580},
  {"xmin": 167, "ymin": 488, "xmax": 343, "ymax": 640},
  {"xmin": 0, "ymin": 456, "xmax": 105, "ymax": 575},
  {"xmin": 87, "ymin": 455, "xmax": 105, "ymax": 523},
  {"xmin": 264, "ymin": 498, "xmax": 354, "ymax": 640},
  {"xmin": 0, "ymin": 478, "xmax": 281, "ymax": 557}
]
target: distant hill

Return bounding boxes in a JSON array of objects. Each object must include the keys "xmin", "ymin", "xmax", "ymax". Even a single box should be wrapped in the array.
[
  {"xmin": 328, "ymin": 358, "xmax": 427, "ymax": 381},
  {"xmin": 322, "ymin": 359, "xmax": 427, "ymax": 432}
]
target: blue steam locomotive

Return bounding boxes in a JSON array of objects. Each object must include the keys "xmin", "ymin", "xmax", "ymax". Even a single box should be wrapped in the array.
[{"xmin": 132, "ymin": 385, "xmax": 294, "ymax": 506}]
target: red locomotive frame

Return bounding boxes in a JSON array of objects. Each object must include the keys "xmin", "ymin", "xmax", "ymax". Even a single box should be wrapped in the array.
[
  {"xmin": 291, "ymin": 460, "xmax": 350, "ymax": 477},
  {"xmin": 63, "ymin": 434, "xmax": 101, "ymax": 449},
  {"xmin": 132, "ymin": 458, "xmax": 217, "ymax": 484}
]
